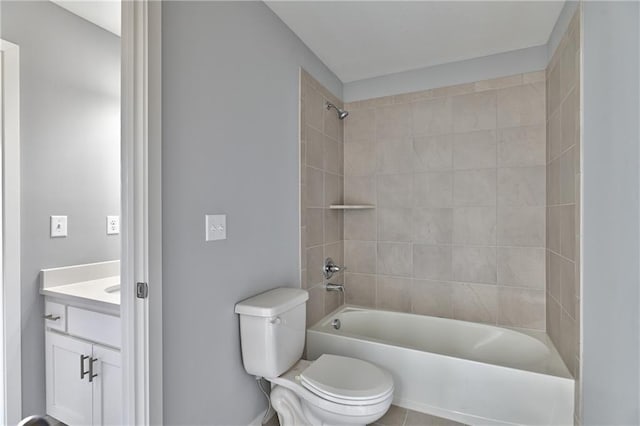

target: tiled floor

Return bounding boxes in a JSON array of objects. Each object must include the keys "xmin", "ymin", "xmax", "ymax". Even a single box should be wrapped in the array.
[{"xmin": 371, "ymin": 404, "xmax": 467, "ymax": 426}]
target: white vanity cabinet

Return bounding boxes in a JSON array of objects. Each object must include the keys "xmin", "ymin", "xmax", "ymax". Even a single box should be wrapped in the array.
[{"xmin": 44, "ymin": 302, "xmax": 121, "ymax": 426}]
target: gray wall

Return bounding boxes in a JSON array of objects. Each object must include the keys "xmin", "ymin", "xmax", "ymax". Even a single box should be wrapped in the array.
[
  {"xmin": 161, "ymin": 2, "xmax": 341, "ymax": 424},
  {"xmin": 582, "ymin": 2, "xmax": 640, "ymax": 424},
  {"xmin": 0, "ymin": 1, "xmax": 121, "ymax": 416}
]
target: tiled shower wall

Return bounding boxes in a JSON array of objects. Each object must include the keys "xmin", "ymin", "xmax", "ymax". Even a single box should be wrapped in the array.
[
  {"xmin": 300, "ymin": 70, "xmax": 345, "ymax": 326},
  {"xmin": 546, "ymin": 8, "xmax": 581, "ymax": 412},
  {"xmin": 341, "ymin": 72, "xmax": 547, "ymax": 330}
]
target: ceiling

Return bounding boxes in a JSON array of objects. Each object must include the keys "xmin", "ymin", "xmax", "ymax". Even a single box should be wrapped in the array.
[
  {"xmin": 266, "ymin": 1, "xmax": 565, "ymax": 83},
  {"xmin": 51, "ymin": 0, "xmax": 121, "ymax": 36}
]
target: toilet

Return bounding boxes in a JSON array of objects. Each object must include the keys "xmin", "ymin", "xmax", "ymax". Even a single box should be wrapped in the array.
[{"xmin": 235, "ymin": 288, "xmax": 393, "ymax": 426}]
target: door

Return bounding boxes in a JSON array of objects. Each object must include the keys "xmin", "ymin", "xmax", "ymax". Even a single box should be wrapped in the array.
[
  {"xmin": 92, "ymin": 344, "xmax": 122, "ymax": 426},
  {"xmin": 45, "ymin": 331, "xmax": 93, "ymax": 425}
]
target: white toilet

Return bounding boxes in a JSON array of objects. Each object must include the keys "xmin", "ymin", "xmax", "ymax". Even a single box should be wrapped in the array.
[{"xmin": 235, "ymin": 288, "xmax": 393, "ymax": 426}]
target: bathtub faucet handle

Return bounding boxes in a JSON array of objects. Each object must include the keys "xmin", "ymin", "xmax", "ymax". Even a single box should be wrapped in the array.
[{"xmin": 323, "ymin": 258, "xmax": 347, "ymax": 279}]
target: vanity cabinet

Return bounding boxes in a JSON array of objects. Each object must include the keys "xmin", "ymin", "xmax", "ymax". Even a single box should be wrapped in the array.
[{"xmin": 44, "ymin": 302, "xmax": 121, "ymax": 425}]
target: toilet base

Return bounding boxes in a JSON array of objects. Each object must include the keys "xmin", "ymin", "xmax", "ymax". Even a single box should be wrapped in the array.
[{"xmin": 270, "ymin": 385, "xmax": 389, "ymax": 426}]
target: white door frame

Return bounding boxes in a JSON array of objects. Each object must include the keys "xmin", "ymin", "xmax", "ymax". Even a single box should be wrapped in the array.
[
  {"xmin": 121, "ymin": 1, "xmax": 162, "ymax": 425},
  {"xmin": 0, "ymin": 39, "xmax": 21, "ymax": 426}
]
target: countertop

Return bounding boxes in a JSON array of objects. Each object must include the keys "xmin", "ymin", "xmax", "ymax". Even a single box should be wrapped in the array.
[{"xmin": 41, "ymin": 276, "xmax": 120, "ymax": 308}]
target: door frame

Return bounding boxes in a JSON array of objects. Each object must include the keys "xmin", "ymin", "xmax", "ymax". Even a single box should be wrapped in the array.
[
  {"xmin": 0, "ymin": 39, "xmax": 21, "ymax": 426},
  {"xmin": 121, "ymin": 1, "xmax": 162, "ymax": 424}
]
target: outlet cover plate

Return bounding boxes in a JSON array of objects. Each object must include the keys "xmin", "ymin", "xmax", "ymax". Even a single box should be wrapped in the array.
[
  {"xmin": 205, "ymin": 214, "xmax": 226, "ymax": 241},
  {"xmin": 51, "ymin": 215, "xmax": 68, "ymax": 238},
  {"xmin": 107, "ymin": 216, "xmax": 120, "ymax": 235}
]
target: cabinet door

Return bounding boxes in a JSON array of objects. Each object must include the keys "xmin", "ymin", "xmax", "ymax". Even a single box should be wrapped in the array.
[
  {"xmin": 92, "ymin": 344, "xmax": 122, "ymax": 426},
  {"xmin": 45, "ymin": 331, "xmax": 93, "ymax": 425}
]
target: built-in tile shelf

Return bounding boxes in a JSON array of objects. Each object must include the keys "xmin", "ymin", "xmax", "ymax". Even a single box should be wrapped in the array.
[{"xmin": 329, "ymin": 204, "xmax": 376, "ymax": 210}]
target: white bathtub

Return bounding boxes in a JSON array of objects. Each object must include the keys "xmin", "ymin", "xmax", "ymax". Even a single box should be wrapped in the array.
[{"xmin": 306, "ymin": 306, "xmax": 574, "ymax": 426}]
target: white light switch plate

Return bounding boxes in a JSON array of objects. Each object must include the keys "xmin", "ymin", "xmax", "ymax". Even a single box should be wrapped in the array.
[
  {"xmin": 50, "ymin": 215, "xmax": 68, "ymax": 238},
  {"xmin": 107, "ymin": 216, "xmax": 120, "ymax": 235},
  {"xmin": 205, "ymin": 214, "xmax": 226, "ymax": 241}
]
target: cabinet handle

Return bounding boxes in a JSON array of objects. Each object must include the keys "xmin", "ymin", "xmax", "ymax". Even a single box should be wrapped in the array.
[
  {"xmin": 80, "ymin": 355, "xmax": 90, "ymax": 379},
  {"xmin": 43, "ymin": 314, "xmax": 61, "ymax": 321},
  {"xmin": 89, "ymin": 357, "xmax": 98, "ymax": 382}
]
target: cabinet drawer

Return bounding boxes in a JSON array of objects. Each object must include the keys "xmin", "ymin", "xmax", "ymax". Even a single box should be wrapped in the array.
[
  {"xmin": 44, "ymin": 301, "xmax": 66, "ymax": 332},
  {"xmin": 67, "ymin": 307, "xmax": 120, "ymax": 349}
]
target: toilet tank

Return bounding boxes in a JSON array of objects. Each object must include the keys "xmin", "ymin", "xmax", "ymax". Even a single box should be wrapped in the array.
[{"xmin": 235, "ymin": 288, "xmax": 309, "ymax": 378}]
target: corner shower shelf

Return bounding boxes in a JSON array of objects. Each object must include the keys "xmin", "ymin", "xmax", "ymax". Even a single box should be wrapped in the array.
[{"xmin": 329, "ymin": 204, "xmax": 376, "ymax": 210}]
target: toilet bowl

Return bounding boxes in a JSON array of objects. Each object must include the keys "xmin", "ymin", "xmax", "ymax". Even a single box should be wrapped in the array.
[
  {"xmin": 235, "ymin": 288, "xmax": 394, "ymax": 426},
  {"xmin": 269, "ymin": 356, "xmax": 394, "ymax": 426}
]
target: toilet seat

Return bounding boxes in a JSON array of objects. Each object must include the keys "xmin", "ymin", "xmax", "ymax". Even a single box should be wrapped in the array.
[{"xmin": 300, "ymin": 354, "xmax": 394, "ymax": 406}]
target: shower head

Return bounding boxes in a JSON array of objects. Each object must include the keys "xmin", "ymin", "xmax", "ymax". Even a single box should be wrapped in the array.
[{"xmin": 325, "ymin": 102, "xmax": 349, "ymax": 120}]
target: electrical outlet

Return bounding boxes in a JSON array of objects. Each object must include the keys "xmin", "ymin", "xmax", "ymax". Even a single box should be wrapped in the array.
[
  {"xmin": 50, "ymin": 215, "xmax": 68, "ymax": 238},
  {"xmin": 205, "ymin": 214, "xmax": 226, "ymax": 241},
  {"xmin": 107, "ymin": 216, "xmax": 120, "ymax": 235}
]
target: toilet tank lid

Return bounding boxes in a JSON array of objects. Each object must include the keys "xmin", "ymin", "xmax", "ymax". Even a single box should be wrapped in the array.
[{"xmin": 235, "ymin": 288, "xmax": 309, "ymax": 317}]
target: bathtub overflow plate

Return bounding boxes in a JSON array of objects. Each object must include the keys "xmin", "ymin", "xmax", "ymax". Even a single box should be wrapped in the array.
[{"xmin": 331, "ymin": 319, "xmax": 341, "ymax": 330}]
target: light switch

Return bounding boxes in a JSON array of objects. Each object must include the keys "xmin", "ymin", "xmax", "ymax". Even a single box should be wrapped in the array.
[
  {"xmin": 107, "ymin": 216, "xmax": 120, "ymax": 235},
  {"xmin": 50, "ymin": 215, "xmax": 68, "ymax": 238},
  {"xmin": 205, "ymin": 214, "xmax": 227, "ymax": 241}
]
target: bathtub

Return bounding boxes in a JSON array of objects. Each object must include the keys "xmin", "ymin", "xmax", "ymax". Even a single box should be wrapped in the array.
[{"xmin": 306, "ymin": 306, "xmax": 574, "ymax": 426}]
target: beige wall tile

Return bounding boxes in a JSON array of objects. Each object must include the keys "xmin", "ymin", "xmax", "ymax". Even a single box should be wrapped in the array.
[
  {"xmin": 546, "ymin": 293, "xmax": 561, "ymax": 346},
  {"xmin": 498, "ymin": 287, "xmax": 545, "ymax": 329},
  {"xmin": 560, "ymin": 204, "xmax": 576, "ymax": 260},
  {"xmin": 344, "ymin": 141, "xmax": 377, "ymax": 176},
  {"xmin": 453, "ymin": 169, "xmax": 497, "ymax": 206},
  {"xmin": 344, "ymin": 273, "xmax": 376, "ymax": 307},
  {"xmin": 452, "ymin": 91, "xmax": 497, "ymax": 133},
  {"xmin": 344, "ymin": 209, "xmax": 377, "ymax": 241},
  {"xmin": 453, "ymin": 246, "xmax": 497, "ymax": 284},
  {"xmin": 497, "ymin": 166, "xmax": 546, "ymax": 207},
  {"xmin": 497, "ymin": 125, "xmax": 546, "ymax": 167},
  {"xmin": 475, "ymin": 74, "xmax": 523, "ymax": 91},
  {"xmin": 497, "ymin": 247, "xmax": 545, "ymax": 289},
  {"xmin": 523, "ymin": 70, "xmax": 545, "ymax": 84},
  {"xmin": 547, "ymin": 110, "xmax": 562, "ymax": 162},
  {"xmin": 378, "ymin": 173, "xmax": 413, "ymax": 207},
  {"xmin": 498, "ymin": 206, "xmax": 545, "ymax": 247},
  {"xmin": 413, "ymin": 172, "xmax": 453, "ymax": 208},
  {"xmin": 376, "ymin": 103, "xmax": 412, "ymax": 140},
  {"xmin": 304, "ymin": 85, "xmax": 324, "ymax": 131},
  {"xmin": 412, "ymin": 208, "xmax": 453, "ymax": 244},
  {"xmin": 453, "ymin": 130, "xmax": 497, "ymax": 170},
  {"xmin": 413, "ymin": 244, "xmax": 452, "ymax": 280},
  {"xmin": 547, "ymin": 205, "xmax": 561, "ymax": 254},
  {"xmin": 306, "ymin": 245, "xmax": 324, "ymax": 288},
  {"xmin": 324, "ymin": 172, "xmax": 343, "ymax": 207},
  {"xmin": 344, "ymin": 240, "xmax": 377, "ymax": 274},
  {"xmin": 561, "ymin": 88, "xmax": 580, "ymax": 153},
  {"xmin": 306, "ymin": 208, "xmax": 324, "ymax": 247},
  {"xmin": 306, "ymin": 126, "xmax": 324, "ymax": 169},
  {"xmin": 411, "ymin": 280, "xmax": 453, "ymax": 318},
  {"xmin": 325, "ymin": 241, "xmax": 344, "ymax": 268},
  {"xmin": 451, "ymin": 283, "xmax": 498, "ymax": 324},
  {"xmin": 559, "ymin": 310, "xmax": 578, "ymax": 373},
  {"xmin": 344, "ymin": 108, "xmax": 375, "ymax": 143},
  {"xmin": 324, "ymin": 289, "xmax": 341, "ymax": 315},
  {"xmin": 413, "ymin": 134, "xmax": 453, "ymax": 172},
  {"xmin": 548, "ymin": 251, "xmax": 563, "ymax": 301},
  {"xmin": 411, "ymin": 97, "xmax": 452, "ymax": 136},
  {"xmin": 376, "ymin": 276, "xmax": 412, "ymax": 312},
  {"xmin": 432, "ymin": 82, "xmax": 475, "ymax": 98},
  {"xmin": 558, "ymin": 148, "xmax": 576, "ymax": 204},
  {"xmin": 497, "ymin": 82, "xmax": 545, "ymax": 128},
  {"xmin": 378, "ymin": 208, "xmax": 413, "ymax": 242},
  {"xmin": 560, "ymin": 256, "xmax": 577, "ymax": 319},
  {"xmin": 306, "ymin": 285, "xmax": 325, "ymax": 327},
  {"xmin": 345, "ymin": 176, "xmax": 376, "ymax": 204},
  {"xmin": 324, "ymin": 209, "xmax": 343, "ymax": 244},
  {"xmin": 306, "ymin": 167, "xmax": 324, "ymax": 207},
  {"xmin": 324, "ymin": 137, "xmax": 343, "ymax": 175},
  {"xmin": 377, "ymin": 137, "xmax": 414, "ymax": 174},
  {"xmin": 452, "ymin": 206, "xmax": 497, "ymax": 245},
  {"xmin": 378, "ymin": 242, "xmax": 413, "ymax": 277}
]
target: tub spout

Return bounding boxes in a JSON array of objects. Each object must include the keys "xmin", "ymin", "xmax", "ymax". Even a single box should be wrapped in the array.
[{"xmin": 326, "ymin": 283, "xmax": 344, "ymax": 292}]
